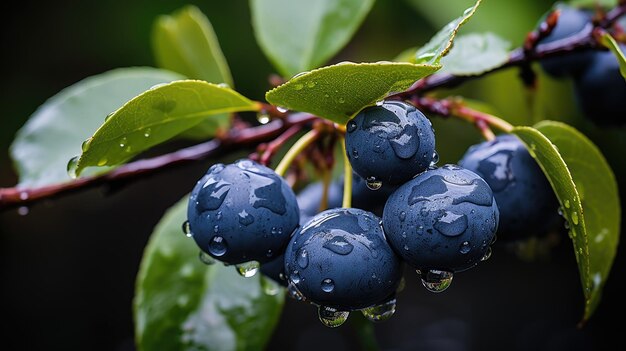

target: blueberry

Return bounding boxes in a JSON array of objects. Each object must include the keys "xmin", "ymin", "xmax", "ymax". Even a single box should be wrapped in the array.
[
  {"xmin": 260, "ymin": 254, "xmax": 287, "ymax": 286},
  {"xmin": 296, "ymin": 173, "xmax": 399, "ymax": 221},
  {"xmin": 458, "ymin": 134, "xmax": 559, "ymax": 239},
  {"xmin": 284, "ymin": 208, "xmax": 403, "ymax": 311},
  {"xmin": 382, "ymin": 165, "xmax": 499, "ymax": 273},
  {"xmin": 187, "ymin": 159, "xmax": 300, "ymax": 265},
  {"xmin": 537, "ymin": 4, "xmax": 594, "ymax": 78},
  {"xmin": 345, "ymin": 101, "xmax": 436, "ymax": 186},
  {"xmin": 573, "ymin": 43, "xmax": 626, "ymax": 126}
]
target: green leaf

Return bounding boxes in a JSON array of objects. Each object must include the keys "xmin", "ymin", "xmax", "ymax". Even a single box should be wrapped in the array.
[
  {"xmin": 413, "ymin": 0, "xmax": 482, "ymax": 65},
  {"xmin": 74, "ymin": 80, "xmax": 259, "ymax": 177},
  {"xmin": 152, "ymin": 5, "xmax": 235, "ymax": 140},
  {"xmin": 250, "ymin": 0, "xmax": 376, "ymax": 77},
  {"xmin": 9, "ymin": 67, "xmax": 184, "ymax": 188},
  {"xmin": 569, "ymin": 0, "xmax": 617, "ymax": 8},
  {"xmin": 599, "ymin": 32, "xmax": 626, "ymax": 79},
  {"xmin": 533, "ymin": 121, "xmax": 621, "ymax": 323},
  {"xmin": 265, "ymin": 62, "xmax": 439, "ymax": 124},
  {"xmin": 134, "ymin": 196, "xmax": 285, "ymax": 351},
  {"xmin": 439, "ymin": 33, "xmax": 511, "ymax": 76}
]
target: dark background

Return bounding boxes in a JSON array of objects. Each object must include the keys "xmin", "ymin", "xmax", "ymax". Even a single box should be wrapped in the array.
[{"xmin": 1, "ymin": 0, "xmax": 624, "ymax": 350}]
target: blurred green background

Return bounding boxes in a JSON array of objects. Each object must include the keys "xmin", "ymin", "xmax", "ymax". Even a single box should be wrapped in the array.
[{"xmin": 1, "ymin": 0, "xmax": 624, "ymax": 350}]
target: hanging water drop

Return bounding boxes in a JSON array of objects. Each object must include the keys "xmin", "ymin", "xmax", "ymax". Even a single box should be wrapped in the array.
[
  {"xmin": 419, "ymin": 269, "xmax": 453, "ymax": 293},
  {"xmin": 375, "ymin": 100, "xmax": 384, "ymax": 106},
  {"xmin": 399, "ymin": 211, "xmax": 406, "ymax": 222},
  {"xmin": 366, "ymin": 176, "xmax": 382, "ymax": 190},
  {"xmin": 318, "ymin": 306, "xmax": 349, "ymax": 328},
  {"xmin": 256, "ymin": 112, "xmax": 270, "ymax": 124},
  {"xmin": 430, "ymin": 150, "xmax": 440, "ymax": 166},
  {"xmin": 181, "ymin": 220, "xmax": 193, "ymax": 237},
  {"xmin": 361, "ymin": 298, "xmax": 396, "ymax": 322},
  {"xmin": 276, "ymin": 106, "xmax": 288, "ymax": 113},
  {"xmin": 481, "ymin": 247, "xmax": 492, "ymax": 261},
  {"xmin": 67, "ymin": 156, "xmax": 79, "ymax": 178},
  {"xmin": 81, "ymin": 138, "xmax": 92, "ymax": 152},
  {"xmin": 321, "ymin": 278, "xmax": 335, "ymax": 293},
  {"xmin": 104, "ymin": 112, "xmax": 114, "ymax": 122},
  {"xmin": 198, "ymin": 251, "xmax": 215, "ymax": 265},
  {"xmin": 288, "ymin": 282, "xmax": 305, "ymax": 301},
  {"xmin": 236, "ymin": 261, "xmax": 260, "ymax": 278},
  {"xmin": 261, "ymin": 276, "xmax": 281, "ymax": 296}
]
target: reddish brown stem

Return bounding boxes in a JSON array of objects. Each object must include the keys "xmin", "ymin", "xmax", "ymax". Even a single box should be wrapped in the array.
[{"xmin": 259, "ymin": 124, "xmax": 304, "ymax": 166}]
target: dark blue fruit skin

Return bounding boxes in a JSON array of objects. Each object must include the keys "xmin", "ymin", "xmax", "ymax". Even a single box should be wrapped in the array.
[
  {"xmin": 537, "ymin": 4, "xmax": 594, "ymax": 78},
  {"xmin": 187, "ymin": 159, "xmax": 300, "ymax": 265},
  {"xmin": 297, "ymin": 173, "xmax": 399, "ymax": 222},
  {"xmin": 458, "ymin": 134, "xmax": 559, "ymax": 238},
  {"xmin": 284, "ymin": 208, "xmax": 403, "ymax": 310},
  {"xmin": 345, "ymin": 101, "xmax": 436, "ymax": 185},
  {"xmin": 382, "ymin": 165, "xmax": 499, "ymax": 272},
  {"xmin": 574, "ymin": 43, "xmax": 626, "ymax": 126},
  {"xmin": 260, "ymin": 254, "xmax": 287, "ymax": 286}
]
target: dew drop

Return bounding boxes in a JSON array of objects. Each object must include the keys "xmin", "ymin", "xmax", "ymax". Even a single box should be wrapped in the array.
[
  {"xmin": 198, "ymin": 251, "xmax": 215, "ymax": 265},
  {"xmin": 97, "ymin": 158, "xmax": 107, "ymax": 167},
  {"xmin": 209, "ymin": 163, "xmax": 225, "ymax": 174},
  {"xmin": 375, "ymin": 100, "xmax": 385, "ymax": 106},
  {"xmin": 67, "ymin": 156, "xmax": 79, "ymax": 179},
  {"xmin": 346, "ymin": 120, "xmax": 357, "ymax": 133},
  {"xmin": 119, "ymin": 137, "xmax": 127, "ymax": 148},
  {"xmin": 399, "ymin": 211, "xmax": 406, "ymax": 222},
  {"xmin": 216, "ymin": 211, "xmax": 223, "ymax": 220},
  {"xmin": 208, "ymin": 236, "xmax": 227, "ymax": 257},
  {"xmin": 416, "ymin": 52, "xmax": 436, "ymax": 61},
  {"xmin": 403, "ymin": 244, "xmax": 409, "ymax": 251},
  {"xmin": 318, "ymin": 306, "xmax": 349, "ymax": 328},
  {"xmin": 306, "ymin": 81, "xmax": 316, "ymax": 88},
  {"xmin": 297, "ymin": 248, "xmax": 309, "ymax": 269},
  {"xmin": 287, "ymin": 282, "xmax": 305, "ymax": 301},
  {"xmin": 323, "ymin": 236, "xmax": 354, "ymax": 255},
  {"xmin": 459, "ymin": 241, "xmax": 471, "ymax": 254},
  {"xmin": 238, "ymin": 210, "xmax": 255, "ymax": 226},
  {"xmin": 571, "ymin": 211, "xmax": 579, "ymax": 225},
  {"xmin": 430, "ymin": 150, "xmax": 440, "ymax": 165},
  {"xmin": 261, "ymin": 277, "xmax": 280, "ymax": 296},
  {"xmin": 293, "ymin": 83, "xmax": 304, "ymax": 90},
  {"xmin": 144, "ymin": 128, "xmax": 152, "ymax": 138},
  {"xmin": 217, "ymin": 83, "xmax": 231, "ymax": 89},
  {"xmin": 337, "ymin": 97, "xmax": 345, "ymax": 104},
  {"xmin": 366, "ymin": 176, "xmax": 382, "ymax": 190},
  {"xmin": 276, "ymin": 106, "xmax": 288, "ymax": 113},
  {"xmin": 81, "ymin": 138, "xmax": 92, "ymax": 152},
  {"xmin": 564, "ymin": 200, "xmax": 571, "ymax": 209},
  {"xmin": 321, "ymin": 278, "xmax": 335, "ymax": 293},
  {"xmin": 419, "ymin": 269, "xmax": 453, "ymax": 293},
  {"xmin": 104, "ymin": 112, "xmax": 114, "ymax": 122},
  {"xmin": 181, "ymin": 220, "xmax": 193, "ymax": 237},
  {"xmin": 434, "ymin": 212, "xmax": 468, "ymax": 237},
  {"xmin": 481, "ymin": 247, "xmax": 492, "ymax": 261},
  {"xmin": 213, "ymin": 225, "xmax": 219, "ymax": 233},
  {"xmin": 236, "ymin": 261, "xmax": 260, "ymax": 278},
  {"xmin": 256, "ymin": 112, "xmax": 270, "ymax": 124},
  {"xmin": 361, "ymin": 298, "xmax": 396, "ymax": 322}
]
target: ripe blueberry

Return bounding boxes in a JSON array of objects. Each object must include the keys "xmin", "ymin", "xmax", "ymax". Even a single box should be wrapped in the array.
[
  {"xmin": 344, "ymin": 101, "xmax": 436, "ymax": 187},
  {"xmin": 537, "ymin": 4, "xmax": 594, "ymax": 78},
  {"xmin": 573, "ymin": 43, "xmax": 626, "ymax": 126},
  {"xmin": 284, "ymin": 208, "xmax": 403, "ymax": 311},
  {"xmin": 382, "ymin": 165, "xmax": 498, "ymax": 278},
  {"xmin": 458, "ymin": 134, "xmax": 559, "ymax": 239},
  {"xmin": 186, "ymin": 159, "xmax": 299, "ymax": 265}
]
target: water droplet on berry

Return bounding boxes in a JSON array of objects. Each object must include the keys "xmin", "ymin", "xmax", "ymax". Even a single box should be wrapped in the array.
[
  {"xmin": 361, "ymin": 298, "xmax": 396, "ymax": 322},
  {"xmin": 399, "ymin": 211, "xmax": 406, "ymax": 222},
  {"xmin": 321, "ymin": 278, "xmax": 335, "ymax": 293},
  {"xmin": 481, "ymin": 247, "xmax": 492, "ymax": 261},
  {"xmin": 375, "ymin": 100, "xmax": 384, "ymax": 106},
  {"xmin": 318, "ymin": 306, "xmax": 349, "ymax": 328},
  {"xmin": 198, "ymin": 251, "xmax": 215, "ymax": 265},
  {"xmin": 390, "ymin": 125, "xmax": 420, "ymax": 159},
  {"xmin": 208, "ymin": 236, "xmax": 227, "ymax": 257},
  {"xmin": 289, "ymin": 271, "xmax": 301, "ymax": 284},
  {"xmin": 459, "ymin": 241, "xmax": 471, "ymax": 254},
  {"xmin": 238, "ymin": 210, "xmax": 255, "ymax": 226},
  {"xmin": 182, "ymin": 220, "xmax": 192, "ymax": 237},
  {"xmin": 346, "ymin": 120, "xmax": 357, "ymax": 132},
  {"xmin": 236, "ymin": 261, "xmax": 260, "ymax": 278},
  {"xmin": 297, "ymin": 248, "xmax": 309, "ymax": 269},
  {"xmin": 323, "ymin": 236, "xmax": 354, "ymax": 255},
  {"xmin": 213, "ymin": 225, "xmax": 219, "ymax": 233},
  {"xmin": 366, "ymin": 177, "xmax": 382, "ymax": 190},
  {"xmin": 419, "ymin": 269, "xmax": 453, "ymax": 293},
  {"xmin": 434, "ymin": 211, "xmax": 468, "ymax": 237},
  {"xmin": 430, "ymin": 150, "xmax": 440, "ymax": 166},
  {"xmin": 67, "ymin": 156, "xmax": 79, "ymax": 178},
  {"xmin": 288, "ymin": 282, "xmax": 304, "ymax": 301}
]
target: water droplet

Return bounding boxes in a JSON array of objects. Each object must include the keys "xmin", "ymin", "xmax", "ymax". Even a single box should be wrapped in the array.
[
  {"xmin": 463, "ymin": 6, "xmax": 474, "ymax": 16},
  {"xmin": 481, "ymin": 247, "xmax": 492, "ymax": 261},
  {"xmin": 430, "ymin": 150, "xmax": 440, "ymax": 165},
  {"xmin": 144, "ymin": 128, "xmax": 152, "ymax": 138},
  {"xmin": 256, "ymin": 112, "xmax": 270, "ymax": 124},
  {"xmin": 293, "ymin": 83, "xmax": 304, "ymax": 90},
  {"xmin": 216, "ymin": 211, "xmax": 223, "ymax": 220},
  {"xmin": 236, "ymin": 261, "xmax": 260, "ymax": 278},
  {"xmin": 390, "ymin": 125, "xmax": 420, "ymax": 159},
  {"xmin": 181, "ymin": 220, "xmax": 192, "ymax": 237},
  {"xmin": 346, "ymin": 120, "xmax": 357, "ymax": 133},
  {"xmin": 276, "ymin": 106, "xmax": 288, "ymax": 113},
  {"xmin": 17, "ymin": 206, "xmax": 29, "ymax": 216},
  {"xmin": 351, "ymin": 148, "xmax": 359, "ymax": 159},
  {"xmin": 318, "ymin": 306, "xmax": 349, "ymax": 328},
  {"xmin": 399, "ymin": 211, "xmax": 406, "ymax": 222},
  {"xmin": 337, "ymin": 97, "xmax": 345, "ymax": 104},
  {"xmin": 217, "ymin": 83, "xmax": 230, "ymax": 88},
  {"xmin": 416, "ymin": 52, "xmax": 436, "ymax": 61},
  {"xmin": 209, "ymin": 164, "xmax": 224, "ymax": 174},
  {"xmin": 297, "ymin": 249, "xmax": 309, "ymax": 269},
  {"xmin": 366, "ymin": 176, "xmax": 382, "ymax": 190},
  {"xmin": 306, "ymin": 81, "xmax": 316, "ymax": 88},
  {"xmin": 361, "ymin": 298, "xmax": 396, "ymax": 322},
  {"xmin": 287, "ymin": 282, "xmax": 305, "ymax": 301},
  {"xmin": 420, "ymin": 207, "xmax": 429, "ymax": 217},
  {"xmin": 213, "ymin": 225, "xmax": 219, "ymax": 233},
  {"xmin": 459, "ymin": 241, "xmax": 471, "ymax": 254},
  {"xmin": 321, "ymin": 278, "xmax": 335, "ymax": 293},
  {"xmin": 81, "ymin": 138, "xmax": 92, "ymax": 152},
  {"xmin": 104, "ymin": 112, "xmax": 114, "ymax": 122},
  {"xmin": 238, "ymin": 210, "xmax": 255, "ymax": 226},
  {"xmin": 564, "ymin": 200, "xmax": 571, "ymax": 209},
  {"xmin": 375, "ymin": 100, "xmax": 384, "ymax": 106},
  {"xmin": 323, "ymin": 236, "xmax": 354, "ymax": 255},
  {"xmin": 434, "ymin": 211, "xmax": 468, "ymax": 237},
  {"xmin": 289, "ymin": 271, "xmax": 301, "ymax": 284},
  {"xmin": 67, "ymin": 156, "xmax": 79, "ymax": 178},
  {"xmin": 119, "ymin": 137, "xmax": 127, "ymax": 148},
  {"xmin": 198, "ymin": 251, "xmax": 216, "ymax": 265},
  {"xmin": 558, "ymin": 207, "xmax": 564, "ymax": 216},
  {"xmin": 261, "ymin": 277, "xmax": 281, "ymax": 296},
  {"xmin": 419, "ymin": 269, "xmax": 453, "ymax": 293},
  {"xmin": 208, "ymin": 236, "xmax": 227, "ymax": 257},
  {"xmin": 97, "ymin": 158, "xmax": 107, "ymax": 167},
  {"xmin": 571, "ymin": 212, "xmax": 579, "ymax": 225},
  {"xmin": 403, "ymin": 244, "xmax": 409, "ymax": 251}
]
